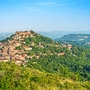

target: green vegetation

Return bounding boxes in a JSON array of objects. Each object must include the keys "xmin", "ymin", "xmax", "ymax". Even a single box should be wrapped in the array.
[
  {"xmin": 24, "ymin": 33, "xmax": 90, "ymax": 81},
  {"xmin": 25, "ymin": 35, "xmax": 54, "ymax": 46},
  {"xmin": 26, "ymin": 46, "xmax": 90, "ymax": 81},
  {"xmin": 1, "ymin": 31, "xmax": 90, "ymax": 90},
  {"xmin": 1, "ymin": 62, "xmax": 90, "ymax": 90},
  {"xmin": 15, "ymin": 46, "xmax": 22, "ymax": 50},
  {"xmin": 55, "ymin": 34, "xmax": 90, "ymax": 48},
  {"xmin": 22, "ymin": 33, "xmax": 90, "ymax": 90}
]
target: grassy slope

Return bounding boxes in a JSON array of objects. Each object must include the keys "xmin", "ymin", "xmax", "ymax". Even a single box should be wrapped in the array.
[{"xmin": 0, "ymin": 62, "xmax": 90, "ymax": 90}]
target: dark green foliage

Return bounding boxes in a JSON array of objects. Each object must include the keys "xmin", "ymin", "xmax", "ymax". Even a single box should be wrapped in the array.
[
  {"xmin": 15, "ymin": 46, "xmax": 22, "ymax": 50},
  {"xmin": 25, "ymin": 35, "xmax": 54, "ymax": 46},
  {"xmin": 30, "ymin": 30, "xmax": 35, "ymax": 34}
]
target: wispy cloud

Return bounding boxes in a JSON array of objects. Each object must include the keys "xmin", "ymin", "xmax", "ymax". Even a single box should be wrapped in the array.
[
  {"xmin": 59, "ymin": 1, "xmax": 78, "ymax": 6},
  {"xmin": 37, "ymin": 1, "xmax": 56, "ymax": 6},
  {"xmin": 23, "ymin": 7, "xmax": 40, "ymax": 12},
  {"xmin": 37, "ymin": 1, "xmax": 78, "ymax": 7}
]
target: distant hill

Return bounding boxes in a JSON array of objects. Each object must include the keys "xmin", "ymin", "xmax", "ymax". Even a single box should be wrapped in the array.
[
  {"xmin": 55, "ymin": 34, "xmax": 90, "ymax": 47},
  {"xmin": 38, "ymin": 31, "xmax": 68, "ymax": 39},
  {"xmin": 38, "ymin": 31, "xmax": 90, "ymax": 39},
  {"xmin": 0, "ymin": 33, "xmax": 12, "ymax": 40}
]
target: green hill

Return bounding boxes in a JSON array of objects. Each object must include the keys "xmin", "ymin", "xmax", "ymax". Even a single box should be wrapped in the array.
[
  {"xmin": 55, "ymin": 34, "xmax": 90, "ymax": 47},
  {"xmin": 0, "ymin": 31, "xmax": 90, "ymax": 90}
]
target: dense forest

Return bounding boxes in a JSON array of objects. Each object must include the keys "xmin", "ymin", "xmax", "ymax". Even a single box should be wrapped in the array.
[{"xmin": 26, "ymin": 46, "xmax": 90, "ymax": 81}]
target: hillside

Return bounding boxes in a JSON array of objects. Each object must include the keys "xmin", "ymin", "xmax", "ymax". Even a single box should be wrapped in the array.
[
  {"xmin": 55, "ymin": 34, "xmax": 90, "ymax": 47},
  {"xmin": 1, "ymin": 62, "xmax": 90, "ymax": 90},
  {"xmin": 0, "ymin": 30, "xmax": 70, "ymax": 65},
  {"xmin": 0, "ymin": 30, "xmax": 90, "ymax": 90}
]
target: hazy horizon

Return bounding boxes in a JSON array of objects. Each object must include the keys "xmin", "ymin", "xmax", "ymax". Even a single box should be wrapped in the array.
[{"xmin": 0, "ymin": 30, "xmax": 90, "ymax": 40}]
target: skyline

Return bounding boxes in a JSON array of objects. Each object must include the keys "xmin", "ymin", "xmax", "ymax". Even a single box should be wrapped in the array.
[{"xmin": 0, "ymin": 0, "xmax": 90, "ymax": 32}]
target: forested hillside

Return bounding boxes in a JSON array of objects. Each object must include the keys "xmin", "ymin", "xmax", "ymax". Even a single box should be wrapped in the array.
[{"xmin": 0, "ymin": 31, "xmax": 90, "ymax": 90}]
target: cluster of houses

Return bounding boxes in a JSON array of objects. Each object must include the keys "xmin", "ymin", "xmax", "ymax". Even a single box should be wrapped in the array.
[
  {"xmin": 0, "ymin": 31, "xmax": 35, "ymax": 65},
  {"xmin": 0, "ymin": 31, "xmax": 72, "ymax": 65},
  {"xmin": 61, "ymin": 44, "xmax": 72, "ymax": 50}
]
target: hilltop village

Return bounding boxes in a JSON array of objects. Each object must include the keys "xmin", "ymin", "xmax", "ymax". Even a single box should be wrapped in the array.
[
  {"xmin": 0, "ymin": 31, "xmax": 72, "ymax": 65},
  {"xmin": 1, "ymin": 31, "xmax": 90, "ymax": 90}
]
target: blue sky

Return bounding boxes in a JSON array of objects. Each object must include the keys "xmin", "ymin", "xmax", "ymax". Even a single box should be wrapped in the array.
[{"xmin": 0, "ymin": 0, "xmax": 90, "ymax": 32}]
